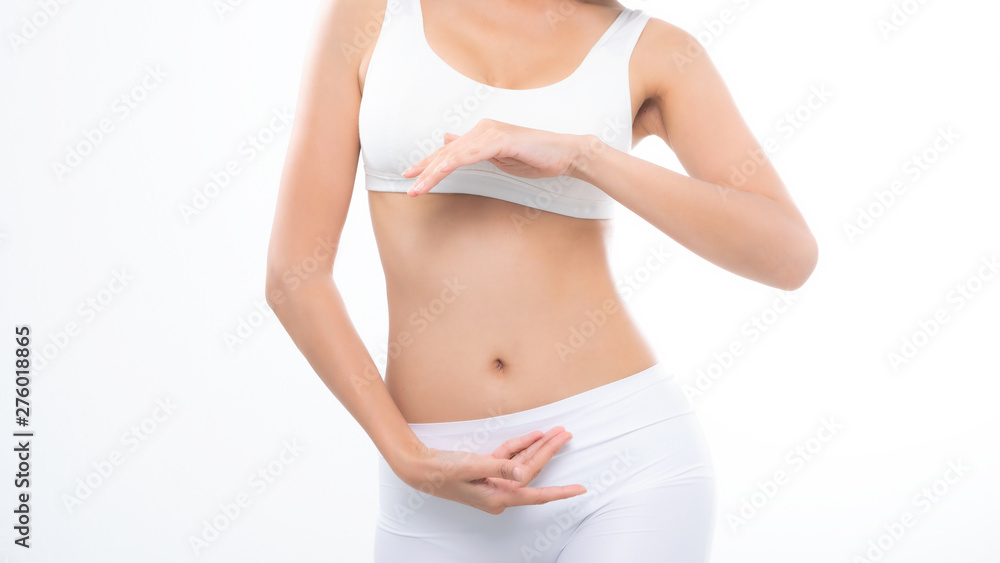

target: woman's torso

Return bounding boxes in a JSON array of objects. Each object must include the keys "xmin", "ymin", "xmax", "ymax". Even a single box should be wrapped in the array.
[{"xmin": 358, "ymin": 0, "xmax": 659, "ymax": 423}]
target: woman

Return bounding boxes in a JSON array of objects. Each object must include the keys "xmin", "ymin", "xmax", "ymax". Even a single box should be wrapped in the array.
[{"xmin": 265, "ymin": 0, "xmax": 817, "ymax": 560}]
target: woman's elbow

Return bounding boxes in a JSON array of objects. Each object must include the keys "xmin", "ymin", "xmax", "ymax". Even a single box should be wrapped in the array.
[
  {"xmin": 773, "ymin": 229, "xmax": 818, "ymax": 291},
  {"xmin": 264, "ymin": 264, "xmax": 290, "ymax": 311},
  {"xmin": 264, "ymin": 256, "xmax": 299, "ymax": 311},
  {"xmin": 264, "ymin": 251, "xmax": 337, "ymax": 310}
]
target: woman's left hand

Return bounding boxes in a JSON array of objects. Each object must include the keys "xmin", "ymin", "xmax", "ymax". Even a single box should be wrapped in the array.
[{"xmin": 402, "ymin": 118, "xmax": 590, "ymax": 196}]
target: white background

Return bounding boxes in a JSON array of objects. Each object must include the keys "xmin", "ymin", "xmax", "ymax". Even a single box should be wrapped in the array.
[{"xmin": 1, "ymin": 0, "xmax": 998, "ymax": 561}]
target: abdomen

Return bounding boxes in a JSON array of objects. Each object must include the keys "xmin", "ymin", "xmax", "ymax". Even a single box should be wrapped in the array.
[{"xmin": 368, "ymin": 191, "xmax": 657, "ymax": 423}]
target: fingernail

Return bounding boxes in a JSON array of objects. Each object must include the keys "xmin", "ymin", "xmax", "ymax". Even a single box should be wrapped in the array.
[
  {"xmin": 513, "ymin": 466, "xmax": 524, "ymax": 481},
  {"xmin": 411, "ymin": 179, "xmax": 424, "ymax": 193}
]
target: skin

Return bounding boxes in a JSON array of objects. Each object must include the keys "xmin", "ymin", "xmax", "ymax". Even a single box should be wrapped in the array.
[{"xmin": 265, "ymin": 0, "xmax": 818, "ymax": 515}]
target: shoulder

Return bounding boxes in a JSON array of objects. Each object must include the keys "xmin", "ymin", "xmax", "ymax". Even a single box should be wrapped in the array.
[
  {"xmin": 627, "ymin": 13, "xmax": 735, "ymax": 146},
  {"xmin": 630, "ymin": 14, "xmax": 715, "ymax": 99},
  {"xmin": 311, "ymin": 0, "xmax": 392, "ymax": 60},
  {"xmin": 307, "ymin": 0, "xmax": 395, "ymax": 93}
]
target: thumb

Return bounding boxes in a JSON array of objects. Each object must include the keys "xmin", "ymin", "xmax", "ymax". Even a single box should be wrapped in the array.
[{"xmin": 483, "ymin": 458, "xmax": 525, "ymax": 483}]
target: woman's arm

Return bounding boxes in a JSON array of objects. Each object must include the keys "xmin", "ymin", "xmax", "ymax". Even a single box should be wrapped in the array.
[
  {"xmin": 403, "ymin": 17, "xmax": 817, "ymax": 290},
  {"xmin": 570, "ymin": 19, "xmax": 818, "ymax": 290},
  {"xmin": 264, "ymin": 0, "xmax": 424, "ymax": 471}
]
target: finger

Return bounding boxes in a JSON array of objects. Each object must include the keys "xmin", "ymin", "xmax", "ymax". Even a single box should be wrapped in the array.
[
  {"xmin": 505, "ymin": 484, "xmax": 588, "ymax": 507},
  {"xmin": 491, "ymin": 430, "xmax": 544, "ymax": 461},
  {"xmin": 407, "ymin": 155, "xmax": 454, "ymax": 195},
  {"xmin": 433, "ymin": 133, "xmax": 510, "ymax": 174},
  {"xmin": 409, "ymin": 133, "xmax": 509, "ymax": 196},
  {"xmin": 470, "ymin": 457, "xmax": 526, "ymax": 483},
  {"xmin": 508, "ymin": 426, "xmax": 566, "ymax": 463},
  {"xmin": 401, "ymin": 151, "xmax": 433, "ymax": 177},
  {"xmin": 519, "ymin": 431, "xmax": 575, "ymax": 480},
  {"xmin": 401, "ymin": 143, "xmax": 450, "ymax": 178},
  {"xmin": 401, "ymin": 130, "xmax": 471, "ymax": 180}
]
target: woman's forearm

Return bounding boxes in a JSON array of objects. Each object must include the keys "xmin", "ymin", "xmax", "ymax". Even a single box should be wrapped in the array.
[
  {"xmin": 569, "ymin": 135, "xmax": 817, "ymax": 290},
  {"xmin": 265, "ymin": 277, "xmax": 423, "ymax": 469}
]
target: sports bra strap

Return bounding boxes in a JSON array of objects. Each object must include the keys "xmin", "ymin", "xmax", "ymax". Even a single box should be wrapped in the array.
[{"xmin": 607, "ymin": 9, "xmax": 652, "ymax": 61}]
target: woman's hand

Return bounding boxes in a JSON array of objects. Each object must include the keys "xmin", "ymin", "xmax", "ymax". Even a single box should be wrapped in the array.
[
  {"xmin": 392, "ymin": 426, "xmax": 587, "ymax": 515},
  {"xmin": 401, "ymin": 118, "xmax": 591, "ymax": 196}
]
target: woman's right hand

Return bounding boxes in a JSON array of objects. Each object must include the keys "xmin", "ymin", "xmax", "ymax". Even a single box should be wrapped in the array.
[{"xmin": 392, "ymin": 426, "xmax": 587, "ymax": 515}]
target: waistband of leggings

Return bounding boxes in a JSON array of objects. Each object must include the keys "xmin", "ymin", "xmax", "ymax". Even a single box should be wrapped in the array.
[{"xmin": 405, "ymin": 362, "xmax": 683, "ymax": 437}]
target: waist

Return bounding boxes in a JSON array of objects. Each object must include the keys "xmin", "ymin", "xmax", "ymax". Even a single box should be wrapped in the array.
[
  {"xmin": 386, "ymin": 362, "xmax": 692, "ymax": 454},
  {"xmin": 382, "ymin": 313, "xmax": 657, "ymax": 422}
]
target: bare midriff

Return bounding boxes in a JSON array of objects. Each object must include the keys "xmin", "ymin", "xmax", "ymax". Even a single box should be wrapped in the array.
[{"xmin": 368, "ymin": 190, "xmax": 658, "ymax": 423}]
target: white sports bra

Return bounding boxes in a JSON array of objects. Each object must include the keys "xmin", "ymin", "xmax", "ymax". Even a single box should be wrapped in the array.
[{"xmin": 358, "ymin": 0, "xmax": 651, "ymax": 220}]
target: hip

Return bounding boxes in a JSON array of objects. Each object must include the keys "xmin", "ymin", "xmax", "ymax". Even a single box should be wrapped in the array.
[{"xmin": 375, "ymin": 363, "xmax": 716, "ymax": 561}]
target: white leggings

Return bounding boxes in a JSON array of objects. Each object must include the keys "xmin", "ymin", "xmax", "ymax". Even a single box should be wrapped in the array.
[{"xmin": 374, "ymin": 363, "xmax": 716, "ymax": 562}]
